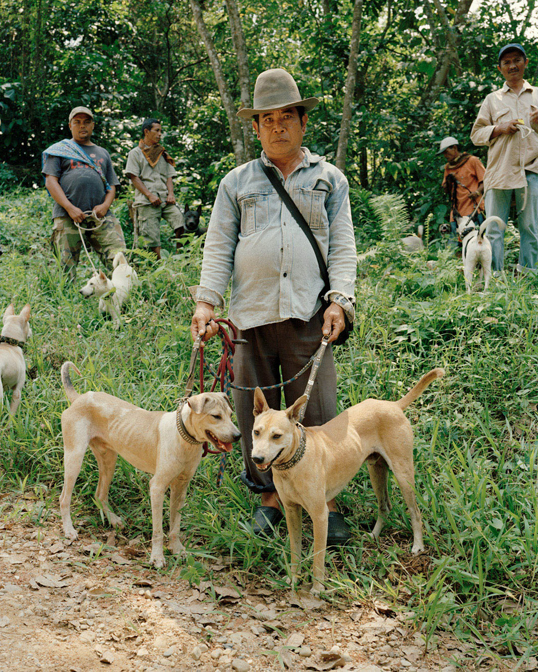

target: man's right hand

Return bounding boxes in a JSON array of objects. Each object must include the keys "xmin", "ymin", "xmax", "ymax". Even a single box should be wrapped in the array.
[
  {"xmin": 191, "ymin": 301, "xmax": 219, "ymax": 341},
  {"xmin": 148, "ymin": 193, "xmax": 161, "ymax": 206},
  {"xmin": 495, "ymin": 119, "xmax": 523, "ymax": 136},
  {"xmin": 66, "ymin": 205, "xmax": 86, "ymax": 224}
]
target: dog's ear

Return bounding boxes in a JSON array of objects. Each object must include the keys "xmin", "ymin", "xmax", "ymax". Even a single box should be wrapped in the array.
[
  {"xmin": 99, "ymin": 271, "xmax": 107, "ymax": 280},
  {"xmin": 184, "ymin": 203, "xmax": 189, "ymax": 213},
  {"xmin": 188, "ymin": 396, "xmax": 205, "ymax": 415},
  {"xmin": 20, "ymin": 304, "xmax": 31, "ymax": 321},
  {"xmin": 197, "ymin": 204, "xmax": 202, "ymax": 216},
  {"xmin": 286, "ymin": 395, "xmax": 308, "ymax": 423},
  {"xmin": 253, "ymin": 387, "xmax": 270, "ymax": 416},
  {"xmin": 3, "ymin": 304, "xmax": 15, "ymax": 321},
  {"xmin": 220, "ymin": 393, "xmax": 234, "ymax": 411}
]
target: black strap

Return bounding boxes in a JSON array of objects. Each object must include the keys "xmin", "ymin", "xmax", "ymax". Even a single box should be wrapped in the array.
[
  {"xmin": 259, "ymin": 159, "xmax": 330, "ymax": 293},
  {"xmin": 0, "ymin": 335, "xmax": 25, "ymax": 350}
]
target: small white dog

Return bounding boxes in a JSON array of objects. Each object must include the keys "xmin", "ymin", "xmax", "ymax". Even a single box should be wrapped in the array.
[
  {"xmin": 80, "ymin": 252, "xmax": 138, "ymax": 327},
  {"xmin": 0, "ymin": 304, "xmax": 31, "ymax": 416},
  {"xmin": 457, "ymin": 215, "xmax": 505, "ymax": 293}
]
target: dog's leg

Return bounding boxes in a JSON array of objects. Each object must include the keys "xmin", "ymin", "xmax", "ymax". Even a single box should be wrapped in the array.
[
  {"xmin": 283, "ymin": 502, "xmax": 302, "ymax": 589},
  {"xmin": 309, "ymin": 504, "xmax": 329, "ymax": 594},
  {"xmin": 483, "ymin": 264, "xmax": 492, "ymax": 292},
  {"xmin": 9, "ymin": 377, "xmax": 24, "ymax": 415},
  {"xmin": 168, "ymin": 475, "xmax": 190, "ymax": 556},
  {"xmin": 464, "ymin": 263, "xmax": 474, "ymax": 294},
  {"xmin": 89, "ymin": 442, "xmax": 124, "ymax": 528},
  {"xmin": 391, "ymin": 458, "xmax": 424, "ymax": 554},
  {"xmin": 149, "ymin": 474, "xmax": 171, "ymax": 568},
  {"xmin": 367, "ymin": 453, "xmax": 391, "ymax": 541},
  {"xmin": 60, "ymin": 421, "xmax": 90, "ymax": 540}
]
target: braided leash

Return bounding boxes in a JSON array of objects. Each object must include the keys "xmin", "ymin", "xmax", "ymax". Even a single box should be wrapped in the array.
[
  {"xmin": 181, "ymin": 320, "xmax": 329, "ymax": 486},
  {"xmin": 74, "ymin": 211, "xmax": 107, "ymax": 274}
]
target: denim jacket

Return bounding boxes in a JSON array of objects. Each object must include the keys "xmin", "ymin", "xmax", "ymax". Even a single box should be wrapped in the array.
[{"xmin": 190, "ymin": 148, "xmax": 357, "ymax": 331}]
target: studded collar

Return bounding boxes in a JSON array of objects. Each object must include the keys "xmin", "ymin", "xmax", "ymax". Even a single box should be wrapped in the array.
[
  {"xmin": 272, "ymin": 425, "xmax": 307, "ymax": 471},
  {"xmin": 0, "ymin": 335, "xmax": 26, "ymax": 350}
]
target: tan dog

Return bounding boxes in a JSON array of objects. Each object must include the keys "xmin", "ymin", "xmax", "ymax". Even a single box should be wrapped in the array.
[
  {"xmin": 252, "ymin": 368, "xmax": 444, "ymax": 592},
  {"xmin": 0, "ymin": 304, "xmax": 31, "ymax": 417},
  {"xmin": 59, "ymin": 362, "xmax": 240, "ymax": 567}
]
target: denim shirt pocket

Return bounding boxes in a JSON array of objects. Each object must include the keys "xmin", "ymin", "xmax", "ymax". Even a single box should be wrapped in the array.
[
  {"xmin": 297, "ymin": 179, "xmax": 332, "ymax": 230},
  {"xmin": 238, "ymin": 192, "xmax": 270, "ymax": 236}
]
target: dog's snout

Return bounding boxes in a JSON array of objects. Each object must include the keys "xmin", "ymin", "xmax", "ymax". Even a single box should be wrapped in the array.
[{"xmin": 252, "ymin": 455, "xmax": 265, "ymax": 464}]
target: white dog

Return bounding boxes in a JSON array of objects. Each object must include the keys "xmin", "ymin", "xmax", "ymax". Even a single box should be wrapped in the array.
[
  {"xmin": 0, "ymin": 304, "xmax": 31, "ymax": 416},
  {"xmin": 80, "ymin": 252, "xmax": 138, "ymax": 327},
  {"xmin": 401, "ymin": 224, "xmax": 424, "ymax": 252},
  {"xmin": 457, "ymin": 215, "xmax": 505, "ymax": 293}
]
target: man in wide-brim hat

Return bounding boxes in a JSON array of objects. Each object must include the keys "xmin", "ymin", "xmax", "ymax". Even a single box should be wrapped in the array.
[{"xmin": 190, "ymin": 68, "xmax": 357, "ymax": 544}]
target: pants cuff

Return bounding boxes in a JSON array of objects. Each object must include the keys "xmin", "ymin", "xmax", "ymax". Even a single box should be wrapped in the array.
[{"xmin": 240, "ymin": 470, "xmax": 276, "ymax": 494}]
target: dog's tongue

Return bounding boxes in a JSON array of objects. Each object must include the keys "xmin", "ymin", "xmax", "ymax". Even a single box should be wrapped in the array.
[{"xmin": 217, "ymin": 439, "xmax": 233, "ymax": 453}]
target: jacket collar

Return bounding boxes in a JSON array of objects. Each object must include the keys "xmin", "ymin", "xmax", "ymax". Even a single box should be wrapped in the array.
[{"xmin": 260, "ymin": 147, "xmax": 324, "ymax": 170}]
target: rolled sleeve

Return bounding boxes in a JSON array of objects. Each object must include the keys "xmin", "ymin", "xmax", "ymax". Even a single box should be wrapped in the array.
[{"xmin": 125, "ymin": 150, "xmax": 141, "ymax": 178}]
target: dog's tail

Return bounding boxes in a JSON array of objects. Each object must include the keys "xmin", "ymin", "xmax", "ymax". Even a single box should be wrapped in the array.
[
  {"xmin": 396, "ymin": 368, "xmax": 445, "ymax": 410},
  {"xmin": 61, "ymin": 361, "xmax": 81, "ymax": 403},
  {"xmin": 113, "ymin": 251, "xmax": 128, "ymax": 269},
  {"xmin": 478, "ymin": 216, "xmax": 505, "ymax": 241}
]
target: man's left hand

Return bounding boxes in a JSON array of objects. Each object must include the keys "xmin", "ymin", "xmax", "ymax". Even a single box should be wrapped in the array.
[
  {"xmin": 322, "ymin": 303, "xmax": 345, "ymax": 343},
  {"xmin": 166, "ymin": 193, "xmax": 176, "ymax": 205},
  {"xmin": 93, "ymin": 203, "xmax": 109, "ymax": 219}
]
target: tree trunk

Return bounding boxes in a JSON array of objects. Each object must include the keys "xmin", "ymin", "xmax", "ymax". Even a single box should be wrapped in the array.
[
  {"xmin": 419, "ymin": 0, "xmax": 473, "ymax": 108},
  {"xmin": 335, "ymin": 0, "xmax": 363, "ymax": 173},
  {"xmin": 225, "ymin": 0, "xmax": 255, "ymax": 161},
  {"xmin": 190, "ymin": 0, "xmax": 246, "ymax": 165}
]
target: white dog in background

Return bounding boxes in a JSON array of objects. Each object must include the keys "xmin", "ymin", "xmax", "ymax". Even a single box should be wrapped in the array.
[
  {"xmin": 0, "ymin": 304, "xmax": 31, "ymax": 416},
  {"xmin": 80, "ymin": 252, "xmax": 138, "ymax": 327},
  {"xmin": 457, "ymin": 215, "xmax": 505, "ymax": 293}
]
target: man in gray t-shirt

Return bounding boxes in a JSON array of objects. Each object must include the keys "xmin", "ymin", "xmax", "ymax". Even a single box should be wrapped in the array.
[
  {"xmin": 42, "ymin": 106, "xmax": 125, "ymax": 281},
  {"xmin": 125, "ymin": 119, "xmax": 184, "ymax": 259}
]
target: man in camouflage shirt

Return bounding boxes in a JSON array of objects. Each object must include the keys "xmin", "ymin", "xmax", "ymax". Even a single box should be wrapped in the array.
[{"xmin": 43, "ymin": 106, "xmax": 125, "ymax": 281}]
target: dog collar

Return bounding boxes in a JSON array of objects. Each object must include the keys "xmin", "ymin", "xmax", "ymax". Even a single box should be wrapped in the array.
[
  {"xmin": 460, "ymin": 226, "xmax": 475, "ymax": 240},
  {"xmin": 175, "ymin": 400, "xmax": 202, "ymax": 445},
  {"xmin": 0, "ymin": 335, "xmax": 25, "ymax": 350},
  {"xmin": 272, "ymin": 425, "xmax": 307, "ymax": 471}
]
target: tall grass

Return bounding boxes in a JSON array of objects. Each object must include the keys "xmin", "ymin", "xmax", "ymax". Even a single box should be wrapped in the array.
[{"xmin": 1, "ymin": 189, "xmax": 538, "ymax": 660}]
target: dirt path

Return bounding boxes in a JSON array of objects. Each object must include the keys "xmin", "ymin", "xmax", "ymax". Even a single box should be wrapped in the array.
[{"xmin": 0, "ymin": 498, "xmax": 514, "ymax": 672}]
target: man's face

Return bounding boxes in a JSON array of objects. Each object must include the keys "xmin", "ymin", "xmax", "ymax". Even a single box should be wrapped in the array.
[
  {"xmin": 144, "ymin": 123, "xmax": 162, "ymax": 146},
  {"xmin": 443, "ymin": 145, "xmax": 460, "ymax": 162},
  {"xmin": 69, "ymin": 114, "xmax": 94, "ymax": 143},
  {"xmin": 498, "ymin": 50, "xmax": 528, "ymax": 85},
  {"xmin": 252, "ymin": 107, "xmax": 307, "ymax": 161}
]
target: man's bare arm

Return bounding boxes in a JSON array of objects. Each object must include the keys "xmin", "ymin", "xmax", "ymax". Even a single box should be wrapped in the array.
[{"xmin": 127, "ymin": 174, "xmax": 161, "ymax": 206}]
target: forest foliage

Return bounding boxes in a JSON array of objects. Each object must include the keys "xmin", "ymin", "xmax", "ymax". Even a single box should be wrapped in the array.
[{"xmin": 1, "ymin": 0, "xmax": 538, "ymax": 229}]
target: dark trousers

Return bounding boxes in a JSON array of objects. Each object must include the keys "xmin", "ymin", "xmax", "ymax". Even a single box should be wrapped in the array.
[{"xmin": 232, "ymin": 310, "xmax": 337, "ymax": 493}]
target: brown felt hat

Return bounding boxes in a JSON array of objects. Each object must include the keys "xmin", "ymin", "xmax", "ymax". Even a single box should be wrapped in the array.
[{"xmin": 237, "ymin": 68, "xmax": 319, "ymax": 119}]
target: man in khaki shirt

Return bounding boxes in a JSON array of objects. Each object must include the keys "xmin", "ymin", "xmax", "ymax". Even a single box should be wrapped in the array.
[{"xmin": 471, "ymin": 43, "xmax": 538, "ymax": 272}]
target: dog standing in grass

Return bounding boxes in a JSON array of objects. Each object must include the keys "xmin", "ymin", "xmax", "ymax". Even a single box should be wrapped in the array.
[
  {"xmin": 457, "ymin": 215, "xmax": 505, "ymax": 292},
  {"xmin": 0, "ymin": 304, "xmax": 31, "ymax": 417},
  {"xmin": 79, "ymin": 251, "xmax": 137, "ymax": 327},
  {"xmin": 251, "ymin": 368, "xmax": 444, "ymax": 593},
  {"xmin": 59, "ymin": 362, "xmax": 241, "ymax": 567}
]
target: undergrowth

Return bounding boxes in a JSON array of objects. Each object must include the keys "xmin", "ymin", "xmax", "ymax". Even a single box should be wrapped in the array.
[{"xmin": 1, "ymin": 188, "xmax": 538, "ymax": 663}]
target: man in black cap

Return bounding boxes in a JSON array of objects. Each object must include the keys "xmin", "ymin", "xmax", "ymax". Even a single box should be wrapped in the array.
[{"xmin": 471, "ymin": 43, "xmax": 538, "ymax": 273}]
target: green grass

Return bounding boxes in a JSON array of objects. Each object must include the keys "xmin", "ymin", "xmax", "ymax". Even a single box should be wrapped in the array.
[{"xmin": 1, "ymin": 188, "xmax": 538, "ymax": 662}]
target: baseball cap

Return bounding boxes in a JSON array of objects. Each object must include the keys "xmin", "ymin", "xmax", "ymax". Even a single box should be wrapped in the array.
[
  {"xmin": 498, "ymin": 43, "xmax": 527, "ymax": 63},
  {"xmin": 69, "ymin": 106, "xmax": 94, "ymax": 122},
  {"xmin": 437, "ymin": 136, "xmax": 459, "ymax": 155}
]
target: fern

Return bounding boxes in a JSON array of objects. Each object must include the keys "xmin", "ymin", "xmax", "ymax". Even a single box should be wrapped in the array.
[{"xmin": 370, "ymin": 194, "xmax": 411, "ymax": 241}]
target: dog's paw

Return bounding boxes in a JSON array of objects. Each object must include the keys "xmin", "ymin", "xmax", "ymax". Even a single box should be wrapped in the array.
[
  {"xmin": 108, "ymin": 513, "xmax": 124, "ymax": 528},
  {"xmin": 63, "ymin": 527, "xmax": 78, "ymax": 541},
  {"xmin": 169, "ymin": 540, "xmax": 187, "ymax": 557},
  {"xmin": 150, "ymin": 553, "xmax": 167, "ymax": 569},
  {"xmin": 311, "ymin": 582, "xmax": 323, "ymax": 595},
  {"xmin": 411, "ymin": 542, "xmax": 425, "ymax": 555}
]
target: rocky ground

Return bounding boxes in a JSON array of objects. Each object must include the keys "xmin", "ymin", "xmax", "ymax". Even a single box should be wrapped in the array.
[{"xmin": 0, "ymin": 497, "xmax": 526, "ymax": 672}]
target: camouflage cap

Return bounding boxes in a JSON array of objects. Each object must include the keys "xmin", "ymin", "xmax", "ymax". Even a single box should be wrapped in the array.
[{"xmin": 69, "ymin": 106, "xmax": 94, "ymax": 122}]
